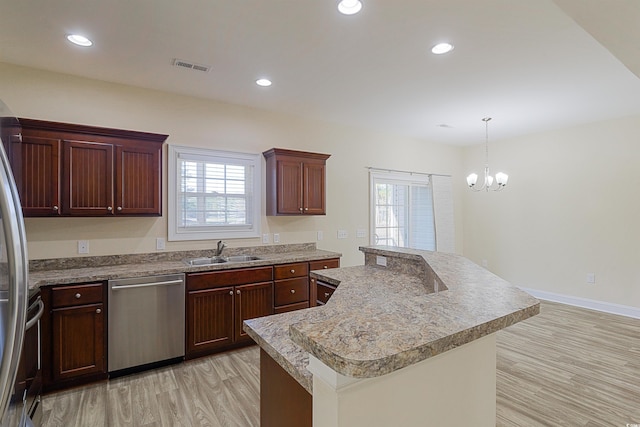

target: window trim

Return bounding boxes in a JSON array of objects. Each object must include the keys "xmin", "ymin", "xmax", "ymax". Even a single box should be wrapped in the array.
[{"xmin": 168, "ymin": 145, "xmax": 262, "ymax": 241}]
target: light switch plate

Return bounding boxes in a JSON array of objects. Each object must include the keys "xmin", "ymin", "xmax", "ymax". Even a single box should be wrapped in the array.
[
  {"xmin": 156, "ymin": 238, "xmax": 166, "ymax": 250},
  {"xmin": 337, "ymin": 230, "xmax": 348, "ymax": 239},
  {"xmin": 356, "ymin": 229, "xmax": 366, "ymax": 238}
]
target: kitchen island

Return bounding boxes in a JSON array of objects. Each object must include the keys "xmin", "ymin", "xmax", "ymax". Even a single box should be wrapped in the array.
[{"xmin": 244, "ymin": 246, "xmax": 540, "ymax": 427}]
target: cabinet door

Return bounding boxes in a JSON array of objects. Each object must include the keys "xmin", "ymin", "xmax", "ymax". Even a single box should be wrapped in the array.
[
  {"xmin": 277, "ymin": 159, "xmax": 304, "ymax": 214},
  {"xmin": 234, "ymin": 281, "xmax": 273, "ymax": 344},
  {"xmin": 52, "ymin": 303, "xmax": 105, "ymax": 381},
  {"xmin": 115, "ymin": 143, "xmax": 161, "ymax": 215},
  {"xmin": 303, "ymin": 161, "xmax": 326, "ymax": 215},
  {"xmin": 63, "ymin": 140, "xmax": 114, "ymax": 215},
  {"xmin": 18, "ymin": 135, "xmax": 61, "ymax": 216},
  {"xmin": 187, "ymin": 287, "xmax": 234, "ymax": 355}
]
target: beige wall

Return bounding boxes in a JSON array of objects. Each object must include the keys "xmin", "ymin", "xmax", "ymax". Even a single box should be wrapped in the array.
[
  {"xmin": 462, "ymin": 115, "xmax": 640, "ymax": 308},
  {"xmin": 0, "ymin": 63, "xmax": 464, "ymax": 266}
]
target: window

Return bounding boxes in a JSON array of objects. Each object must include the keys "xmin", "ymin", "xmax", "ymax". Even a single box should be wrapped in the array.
[
  {"xmin": 370, "ymin": 170, "xmax": 435, "ymax": 250},
  {"xmin": 168, "ymin": 145, "xmax": 261, "ymax": 241}
]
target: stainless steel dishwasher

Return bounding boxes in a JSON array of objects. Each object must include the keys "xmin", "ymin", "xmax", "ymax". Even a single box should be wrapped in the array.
[{"xmin": 108, "ymin": 273, "xmax": 185, "ymax": 375}]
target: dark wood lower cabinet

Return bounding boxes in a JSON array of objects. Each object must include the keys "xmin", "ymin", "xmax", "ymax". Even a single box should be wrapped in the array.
[
  {"xmin": 260, "ymin": 349, "xmax": 312, "ymax": 427},
  {"xmin": 186, "ymin": 267, "xmax": 274, "ymax": 359},
  {"xmin": 235, "ymin": 281, "xmax": 274, "ymax": 344},
  {"xmin": 52, "ymin": 303, "xmax": 105, "ymax": 381},
  {"xmin": 187, "ymin": 286, "xmax": 235, "ymax": 355},
  {"xmin": 41, "ymin": 282, "xmax": 108, "ymax": 392}
]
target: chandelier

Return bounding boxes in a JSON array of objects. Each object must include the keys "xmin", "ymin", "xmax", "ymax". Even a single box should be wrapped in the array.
[{"xmin": 466, "ymin": 117, "xmax": 508, "ymax": 191}]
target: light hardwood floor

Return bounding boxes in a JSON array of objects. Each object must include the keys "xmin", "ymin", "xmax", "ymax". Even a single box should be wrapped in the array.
[{"xmin": 42, "ymin": 301, "xmax": 640, "ymax": 426}]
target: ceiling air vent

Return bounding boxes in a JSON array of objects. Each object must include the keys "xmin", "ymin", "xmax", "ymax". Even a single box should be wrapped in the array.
[{"xmin": 172, "ymin": 58, "xmax": 211, "ymax": 73}]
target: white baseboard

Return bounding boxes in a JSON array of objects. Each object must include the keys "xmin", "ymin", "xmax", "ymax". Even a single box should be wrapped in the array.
[{"xmin": 519, "ymin": 287, "xmax": 640, "ymax": 319}]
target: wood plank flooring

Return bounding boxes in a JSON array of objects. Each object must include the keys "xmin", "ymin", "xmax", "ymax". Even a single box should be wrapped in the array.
[
  {"xmin": 496, "ymin": 301, "xmax": 640, "ymax": 427},
  {"xmin": 42, "ymin": 301, "xmax": 640, "ymax": 426}
]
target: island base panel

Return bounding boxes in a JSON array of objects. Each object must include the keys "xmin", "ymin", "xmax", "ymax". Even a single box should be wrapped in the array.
[
  {"xmin": 311, "ymin": 334, "xmax": 497, "ymax": 427},
  {"xmin": 260, "ymin": 349, "xmax": 312, "ymax": 427}
]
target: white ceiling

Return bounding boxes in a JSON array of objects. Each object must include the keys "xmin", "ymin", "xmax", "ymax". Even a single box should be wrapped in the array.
[{"xmin": 1, "ymin": 0, "xmax": 640, "ymax": 146}]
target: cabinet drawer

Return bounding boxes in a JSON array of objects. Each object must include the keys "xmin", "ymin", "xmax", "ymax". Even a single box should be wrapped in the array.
[
  {"xmin": 187, "ymin": 266, "xmax": 273, "ymax": 291},
  {"xmin": 316, "ymin": 282, "xmax": 337, "ymax": 305},
  {"xmin": 309, "ymin": 258, "xmax": 340, "ymax": 271},
  {"xmin": 52, "ymin": 283, "xmax": 103, "ymax": 308},
  {"xmin": 274, "ymin": 277, "xmax": 309, "ymax": 306},
  {"xmin": 274, "ymin": 262, "xmax": 308, "ymax": 280}
]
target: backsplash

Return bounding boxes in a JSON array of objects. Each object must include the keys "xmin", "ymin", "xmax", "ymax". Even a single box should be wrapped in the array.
[{"xmin": 29, "ymin": 243, "xmax": 316, "ymax": 271}]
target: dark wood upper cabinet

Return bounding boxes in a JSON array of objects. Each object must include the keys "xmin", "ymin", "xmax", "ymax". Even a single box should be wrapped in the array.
[
  {"xmin": 16, "ymin": 118, "xmax": 167, "ymax": 217},
  {"xmin": 18, "ymin": 135, "xmax": 61, "ymax": 216},
  {"xmin": 263, "ymin": 148, "xmax": 330, "ymax": 216},
  {"xmin": 63, "ymin": 139, "xmax": 114, "ymax": 216},
  {"xmin": 116, "ymin": 143, "xmax": 161, "ymax": 215}
]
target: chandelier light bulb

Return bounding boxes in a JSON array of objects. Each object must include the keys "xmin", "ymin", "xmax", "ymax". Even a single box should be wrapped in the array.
[{"xmin": 466, "ymin": 173, "xmax": 478, "ymax": 187}]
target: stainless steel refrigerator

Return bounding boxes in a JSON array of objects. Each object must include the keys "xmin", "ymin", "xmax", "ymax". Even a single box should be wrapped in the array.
[{"xmin": 0, "ymin": 100, "xmax": 31, "ymax": 426}]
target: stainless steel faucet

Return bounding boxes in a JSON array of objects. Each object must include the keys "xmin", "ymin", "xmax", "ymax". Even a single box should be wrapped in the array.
[{"xmin": 214, "ymin": 240, "xmax": 226, "ymax": 257}]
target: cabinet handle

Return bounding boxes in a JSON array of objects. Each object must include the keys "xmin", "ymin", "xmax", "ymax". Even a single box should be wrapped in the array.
[
  {"xmin": 117, "ymin": 206, "xmax": 122, "ymax": 211},
  {"xmin": 323, "ymin": 265, "xmax": 328, "ymax": 269},
  {"xmin": 107, "ymin": 206, "xmax": 113, "ymax": 212},
  {"xmin": 290, "ymin": 269, "xmax": 295, "ymax": 274},
  {"xmin": 96, "ymin": 308, "xmax": 101, "ymax": 314},
  {"xmin": 299, "ymin": 207, "xmax": 303, "ymax": 212},
  {"xmin": 75, "ymin": 293, "xmax": 81, "ymax": 299},
  {"xmin": 229, "ymin": 290, "xmax": 233, "ymax": 295},
  {"xmin": 290, "ymin": 289, "xmax": 296, "ymax": 294},
  {"xmin": 53, "ymin": 205, "xmax": 59, "ymax": 211},
  {"xmin": 236, "ymin": 289, "xmax": 240, "ymax": 295},
  {"xmin": 324, "ymin": 293, "xmax": 331, "ymax": 298},
  {"xmin": 304, "ymin": 208, "xmax": 308, "ymax": 211}
]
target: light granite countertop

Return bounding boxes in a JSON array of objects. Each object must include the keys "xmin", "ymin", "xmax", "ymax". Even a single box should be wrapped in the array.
[
  {"xmin": 244, "ymin": 245, "xmax": 540, "ymax": 394},
  {"xmin": 28, "ymin": 243, "xmax": 341, "ymax": 289}
]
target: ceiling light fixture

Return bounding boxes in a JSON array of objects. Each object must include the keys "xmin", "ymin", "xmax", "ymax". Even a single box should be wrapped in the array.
[
  {"xmin": 466, "ymin": 117, "xmax": 508, "ymax": 192},
  {"xmin": 256, "ymin": 78, "xmax": 272, "ymax": 87},
  {"xmin": 431, "ymin": 42, "xmax": 454, "ymax": 55},
  {"xmin": 66, "ymin": 34, "xmax": 93, "ymax": 47},
  {"xmin": 338, "ymin": 0, "xmax": 362, "ymax": 15}
]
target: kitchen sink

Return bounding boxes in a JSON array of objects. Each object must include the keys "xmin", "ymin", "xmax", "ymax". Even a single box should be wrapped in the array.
[
  {"xmin": 224, "ymin": 255, "xmax": 261, "ymax": 262},
  {"xmin": 183, "ymin": 256, "xmax": 227, "ymax": 266}
]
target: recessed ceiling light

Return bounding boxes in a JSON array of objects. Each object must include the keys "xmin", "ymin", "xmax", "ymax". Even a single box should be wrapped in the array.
[
  {"xmin": 431, "ymin": 42, "xmax": 454, "ymax": 55},
  {"xmin": 256, "ymin": 78, "xmax": 272, "ymax": 87},
  {"xmin": 338, "ymin": 0, "xmax": 362, "ymax": 15},
  {"xmin": 66, "ymin": 34, "xmax": 93, "ymax": 47}
]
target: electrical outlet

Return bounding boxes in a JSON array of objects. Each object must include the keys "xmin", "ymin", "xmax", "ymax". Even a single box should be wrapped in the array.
[
  {"xmin": 273, "ymin": 233, "xmax": 280, "ymax": 243},
  {"xmin": 317, "ymin": 231, "xmax": 323, "ymax": 241},
  {"xmin": 156, "ymin": 238, "xmax": 166, "ymax": 250},
  {"xmin": 77, "ymin": 240, "xmax": 89, "ymax": 254},
  {"xmin": 481, "ymin": 259, "xmax": 488, "ymax": 268},
  {"xmin": 337, "ymin": 230, "xmax": 348, "ymax": 239},
  {"xmin": 586, "ymin": 273, "xmax": 595, "ymax": 284},
  {"xmin": 376, "ymin": 255, "xmax": 387, "ymax": 267},
  {"xmin": 262, "ymin": 234, "xmax": 270, "ymax": 244}
]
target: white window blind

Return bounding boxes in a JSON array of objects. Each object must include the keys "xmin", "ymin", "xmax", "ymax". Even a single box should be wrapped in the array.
[
  {"xmin": 168, "ymin": 146, "xmax": 261, "ymax": 241},
  {"xmin": 370, "ymin": 170, "xmax": 436, "ymax": 250}
]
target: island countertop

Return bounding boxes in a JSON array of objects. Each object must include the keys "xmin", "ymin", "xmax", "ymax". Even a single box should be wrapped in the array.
[{"xmin": 244, "ymin": 246, "xmax": 539, "ymax": 393}]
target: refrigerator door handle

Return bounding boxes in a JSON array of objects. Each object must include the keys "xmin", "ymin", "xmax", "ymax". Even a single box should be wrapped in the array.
[{"xmin": 0, "ymin": 131, "xmax": 29, "ymax": 423}]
